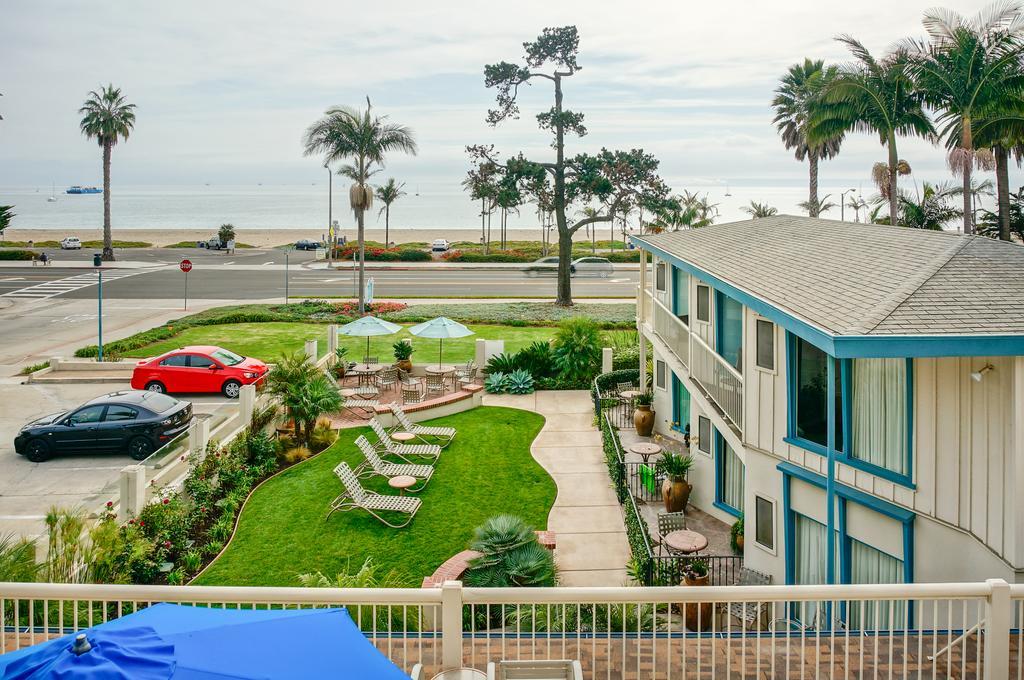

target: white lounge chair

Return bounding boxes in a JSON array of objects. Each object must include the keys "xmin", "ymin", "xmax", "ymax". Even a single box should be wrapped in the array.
[
  {"xmin": 487, "ymin": 660, "xmax": 583, "ymax": 680},
  {"xmin": 355, "ymin": 435, "xmax": 433, "ymax": 491},
  {"xmin": 370, "ymin": 418, "xmax": 441, "ymax": 464},
  {"xmin": 389, "ymin": 403, "xmax": 456, "ymax": 448},
  {"xmin": 326, "ymin": 462, "xmax": 421, "ymax": 528}
]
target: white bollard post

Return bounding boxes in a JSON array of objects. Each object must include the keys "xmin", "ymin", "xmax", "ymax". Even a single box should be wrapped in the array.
[
  {"xmin": 327, "ymin": 324, "xmax": 338, "ymax": 356},
  {"xmin": 474, "ymin": 339, "xmax": 487, "ymax": 367},
  {"xmin": 117, "ymin": 464, "xmax": 146, "ymax": 522},
  {"xmin": 49, "ymin": 356, "xmax": 61, "ymax": 371},
  {"xmin": 304, "ymin": 339, "xmax": 318, "ymax": 364},
  {"xmin": 602, "ymin": 347, "xmax": 613, "ymax": 374},
  {"xmin": 239, "ymin": 384, "xmax": 256, "ymax": 424},
  {"xmin": 189, "ymin": 418, "xmax": 210, "ymax": 455},
  {"xmin": 441, "ymin": 581, "xmax": 464, "ymax": 669}
]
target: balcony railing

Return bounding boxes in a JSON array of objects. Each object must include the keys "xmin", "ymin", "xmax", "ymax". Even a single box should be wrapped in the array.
[
  {"xmin": 2, "ymin": 581, "xmax": 1021, "ymax": 679},
  {"xmin": 638, "ymin": 287, "xmax": 653, "ymax": 326},
  {"xmin": 651, "ymin": 296, "xmax": 689, "ymax": 368},
  {"xmin": 689, "ymin": 332, "xmax": 743, "ymax": 430}
]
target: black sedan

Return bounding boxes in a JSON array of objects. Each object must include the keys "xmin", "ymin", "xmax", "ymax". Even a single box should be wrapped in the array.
[
  {"xmin": 294, "ymin": 239, "xmax": 322, "ymax": 251},
  {"xmin": 14, "ymin": 391, "xmax": 193, "ymax": 463}
]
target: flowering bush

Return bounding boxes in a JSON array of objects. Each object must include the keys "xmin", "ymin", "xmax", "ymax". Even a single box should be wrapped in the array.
[
  {"xmin": 333, "ymin": 245, "xmax": 431, "ymax": 262},
  {"xmin": 331, "ymin": 300, "xmax": 408, "ymax": 318},
  {"xmin": 442, "ymin": 249, "xmax": 533, "ymax": 263}
]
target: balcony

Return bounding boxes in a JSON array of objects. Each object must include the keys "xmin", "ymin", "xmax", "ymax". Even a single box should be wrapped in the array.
[
  {"xmin": 690, "ymin": 332, "xmax": 743, "ymax": 431},
  {"xmin": 650, "ymin": 295, "xmax": 689, "ymax": 368}
]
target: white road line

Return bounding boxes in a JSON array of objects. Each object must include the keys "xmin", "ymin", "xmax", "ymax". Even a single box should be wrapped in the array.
[
  {"xmin": 222, "ymin": 261, "xmax": 235, "ymax": 265},
  {"xmin": 0, "ymin": 270, "xmax": 146, "ymax": 300},
  {"xmin": 261, "ymin": 261, "xmax": 274, "ymax": 266}
]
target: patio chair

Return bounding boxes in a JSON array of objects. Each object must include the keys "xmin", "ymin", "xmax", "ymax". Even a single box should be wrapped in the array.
[
  {"xmin": 354, "ymin": 435, "xmax": 433, "ymax": 491},
  {"xmin": 398, "ymin": 367, "xmax": 421, "ymax": 386},
  {"xmin": 655, "ymin": 511, "xmax": 688, "ymax": 555},
  {"xmin": 487, "ymin": 660, "xmax": 583, "ymax": 680},
  {"xmin": 616, "ymin": 381, "xmax": 636, "ymax": 395},
  {"xmin": 424, "ymin": 372, "xmax": 447, "ymax": 397},
  {"xmin": 362, "ymin": 355, "xmax": 379, "ymax": 365},
  {"xmin": 725, "ymin": 568, "xmax": 773, "ymax": 630},
  {"xmin": 402, "ymin": 384, "xmax": 424, "ymax": 405},
  {"xmin": 376, "ymin": 366, "xmax": 399, "ymax": 391},
  {"xmin": 326, "ymin": 462, "xmax": 421, "ymax": 528},
  {"xmin": 454, "ymin": 360, "xmax": 475, "ymax": 380},
  {"xmin": 456, "ymin": 366, "xmax": 478, "ymax": 389},
  {"xmin": 369, "ymin": 418, "xmax": 441, "ymax": 464},
  {"xmin": 390, "ymin": 403, "xmax": 456, "ymax": 447}
]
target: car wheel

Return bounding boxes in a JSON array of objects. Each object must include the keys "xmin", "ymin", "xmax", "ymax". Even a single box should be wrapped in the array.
[
  {"xmin": 24, "ymin": 439, "xmax": 51, "ymax": 463},
  {"xmin": 222, "ymin": 379, "xmax": 242, "ymax": 399},
  {"xmin": 128, "ymin": 436, "xmax": 154, "ymax": 461},
  {"xmin": 145, "ymin": 381, "xmax": 166, "ymax": 394}
]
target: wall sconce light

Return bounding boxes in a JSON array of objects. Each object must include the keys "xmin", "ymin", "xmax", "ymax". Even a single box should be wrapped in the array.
[{"xmin": 970, "ymin": 364, "xmax": 994, "ymax": 382}]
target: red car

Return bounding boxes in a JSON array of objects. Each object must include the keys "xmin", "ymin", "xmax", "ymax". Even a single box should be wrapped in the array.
[{"xmin": 131, "ymin": 346, "xmax": 268, "ymax": 398}]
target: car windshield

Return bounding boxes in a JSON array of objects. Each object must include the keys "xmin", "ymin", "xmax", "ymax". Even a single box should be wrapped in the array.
[
  {"xmin": 211, "ymin": 349, "xmax": 244, "ymax": 365},
  {"xmin": 141, "ymin": 392, "xmax": 180, "ymax": 413}
]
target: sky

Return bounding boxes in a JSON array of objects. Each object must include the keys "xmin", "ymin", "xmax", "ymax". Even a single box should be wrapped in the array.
[{"xmin": 0, "ymin": 0, "xmax": 1013, "ymax": 222}]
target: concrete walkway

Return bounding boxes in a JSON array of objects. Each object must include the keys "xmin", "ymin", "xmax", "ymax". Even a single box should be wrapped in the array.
[{"xmin": 482, "ymin": 390, "xmax": 631, "ymax": 586}]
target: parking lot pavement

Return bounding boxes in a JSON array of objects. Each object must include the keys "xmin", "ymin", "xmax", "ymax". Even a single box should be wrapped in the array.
[{"xmin": 0, "ymin": 380, "xmax": 231, "ymax": 541}]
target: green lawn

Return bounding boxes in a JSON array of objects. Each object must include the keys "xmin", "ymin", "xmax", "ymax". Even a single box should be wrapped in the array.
[
  {"xmin": 123, "ymin": 322, "xmax": 558, "ymax": 363},
  {"xmin": 193, "ymin": 407, "xmax": 553, "ymax": 587}
]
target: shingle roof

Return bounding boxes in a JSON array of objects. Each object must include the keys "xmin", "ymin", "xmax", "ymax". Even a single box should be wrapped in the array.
[{"xmin": 634, "ymin": 215, "xmax": 1024, "ymax": 337}]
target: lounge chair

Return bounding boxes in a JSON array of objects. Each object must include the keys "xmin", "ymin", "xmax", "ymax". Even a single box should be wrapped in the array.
[
  {"xmin": 369, "ymin": 418, "xmax": 441, "ymax": 464},
  {"xmin": 326, "ymin": 462, "xmax": 421, "ymax": 528},
  {"xmin": 390, "ymin": 403, "xmax": 456, "ymax": 448},
  {"xmin": 341, "ymin": 398, "xmax": 379, "ymax": 418},
  {"xmin": 487, "ymin": 660, "xmax": 583, "ymax": 680},
  {"xmin": 355, "ymin": 435, "xmax": 433, "ymax": 491}
]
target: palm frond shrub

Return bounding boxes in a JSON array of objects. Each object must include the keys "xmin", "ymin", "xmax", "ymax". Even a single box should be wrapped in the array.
[
  {"xmin": 464, "ymin": 515, "xmax": 556, "ymax": 588},
  {"xmin": 506, "ymin": 369, "xmax": 536, "ymax": 395},
  {"xmin": 513, "ymin": 340, "xmax": 556, "ymax": 379},
  {"xmin": 0, "ymin": 533, "xmax": 39, "ymax": 582},
  {"xmin": 300, "ymin": 556, "xmax": 415, "ymax": 632},
  {"xmin": 552, "ymin": 316, "xmax": 602, "ymax": 384},
  {"xmin": 484, "ymin": 352, "xmax": 518, "ymax": 374},
  {"xmin": 484, "ymin": 372, "xmax": 510, "ymax": 394}
]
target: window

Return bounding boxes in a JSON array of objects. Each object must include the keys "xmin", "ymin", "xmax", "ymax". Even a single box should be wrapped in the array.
[
  {"xmin": 849, "ymin": 358, "xmax": 908, "ymax": 476},
  {"xmin": 104, "ymin": 405, "xmax": 138, "ymax": 422},
  {"xmin": 188, "ymin": 354, "xmax": 216, "ymax": 368},
  {"xmin": 754, "ymin": 495, "xmax": 775, "ymax": 551},
  {"xmin": 792, "ymin": 513, "xmax": 828, "ymax": 624},
  {"xmin": 715, "ymin": 435, "xmax": 745, "ymax": 516},
  {"xmin": 159, "ymin": 354, "xmax": 188, "ymax": 367},
  {"xmin": 671, "ymin": 267, "xmax": 689, "ymax": 323},
  {"xmin": 848, "ymin": 539, "xmax": 905, "ymax": 630},
  {"xmin": 672, "ymin": 376, "xmax": 691, "ymax": 433},
  {"xmin": 655, "ymin": 261, "xmax": 667, "ymax": 292},
  {"xmin": 654, "ymin": 359, "xmax": 667, "ymax": 390},
  {"xmin": 212, "ymin": 348, "xmax": 244, "ymax": 365},
  {"xmin": 790, "ymin": 336, "xmax": 844, "ymax": 453},
  {"xmin": 697, "ymin": 416, "xmax": 711, "ymax": 454},
  {"xmin": 755, "ymin": 319, "xmax": 775, "ymax": 370},
  {"xmin": 695, "ymin": 285, "xmax": 710, "ymax": 322},
  {"xmin": 67, "ymin": 405, "xmax": 105, "ymax": 425},
  {"xmin": 715, "ymin": 292, "xmax": 743, "ymax": 372}
]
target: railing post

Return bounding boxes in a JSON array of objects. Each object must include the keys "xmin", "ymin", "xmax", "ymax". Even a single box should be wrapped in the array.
[
  {"xmin": 327, "ymin": 324, "xmax": 338, "ymax": 356},
  {"xmin": 239, "ymin": 384, "xmax": 256, "ymax": 423},
  {"xmin": 984, "ymin": 578, "xmax": 1012, "ymax": 680},
  {"xmin": 440, "ymin": 580, "xmax": 464, "ymax": 670},
  {"xmin": 601, "ymin": 347, "xmax": 613, "ymax": 374},
  {"xmin": 304, "ymin": 339, "xmax": 318, "ymax": 364},
  {"xmin": 117, "ymin": 464, "xmax": 145, "ymax": 521},
  {"xmin": 189, "ymin": 417, "xmax": 210, "ymax": 455}
]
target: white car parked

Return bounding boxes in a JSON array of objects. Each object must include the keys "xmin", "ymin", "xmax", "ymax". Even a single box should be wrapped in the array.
[
  {"xmin": 60, "ymin": 237, "xmax": 82, "ymax": 250},
  {"xmin": 431, "ymin": 239, "xmax": 451, "ymax": 252}
]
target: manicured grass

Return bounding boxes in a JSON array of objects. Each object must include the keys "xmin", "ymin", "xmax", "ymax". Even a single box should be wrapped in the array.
[
  {"xmin": 121, "ymin": 321, "xmax": 558, "ymax": 363},
  {"xmin": 0, "ymin": 240, "xmax": 153, "ymax": 248},
  {"xmin": 193, "ymin": 407, "xmax": 553, "ymax": 587}
]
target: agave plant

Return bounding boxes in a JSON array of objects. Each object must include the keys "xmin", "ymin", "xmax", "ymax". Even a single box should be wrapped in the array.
[
  {"xmin": 506, "ymin": 369, "xmax": 535, "ymax": 395},
  {"xmin": 484, "ymin": 371, "xmax": 510, "ymax": 394},
  {"xmin": 464, "ymin": 515, "xmax": 556, "ymax": 588},
  {"xmin": 484, "ymin": 352, "xmax": 518, "ymax": 374}
]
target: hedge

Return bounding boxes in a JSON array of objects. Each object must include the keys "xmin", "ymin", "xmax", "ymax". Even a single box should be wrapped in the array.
[
  {"xmin": 332, "ymin": 246, "xmax": 432, "ymax": 262},
  {"xmin": 442, "ymin": 250, "xmax": 533, "ymax": 263},
  {"xmin": 0, "ymin": 249, "xmax": 37, "ymax": 260}
]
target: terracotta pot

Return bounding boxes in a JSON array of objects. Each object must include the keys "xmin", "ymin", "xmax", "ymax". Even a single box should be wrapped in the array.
[
  {"xmin": 735, "ymin": 534, "xmax": 745, "ymax": 553},
  {"xmin": 634, "ymin": 404, "xmax": 655, "ymax": 436},
  {"xmin": 680, "ymin": 573, "xmax": 712, "ymax": 631},
  {"xmin": 662, "ymin": 477, "xmax": 691, "ymax": 513},
  {"xmin": 396, "ymin": 359, "xmax": 413, "ymax": 372}
]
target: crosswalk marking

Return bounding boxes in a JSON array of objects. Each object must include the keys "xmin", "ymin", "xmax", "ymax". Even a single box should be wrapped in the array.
[{"xmin": 0, "ymin": 270, "xmax": 145, "ymax": 300}]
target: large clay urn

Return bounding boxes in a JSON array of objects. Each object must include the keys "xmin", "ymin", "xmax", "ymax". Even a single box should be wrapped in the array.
[
  {"xmin": 634, "ymin": 404, "xmax": 655, "ymax": 436},
  {"xmin": 681, "ymin": 571, "xmax": 712, "ymax": 631},
  {"xmin": 662, "ymin": 476, "xmax": 691, "ymax": 513},
  {"xmin": 396, "ymin": 359, "xmax": 413, "ymax": 372}
]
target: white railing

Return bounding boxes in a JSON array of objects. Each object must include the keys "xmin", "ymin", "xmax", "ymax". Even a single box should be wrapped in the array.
[
  {"xmin": 651, "ymin": 297, "xmax": 689, "ymax": 368},
  {"xmin": 2, "ymin": 580, "xmax": 1020, "ymax": 678},
  {"xmin": 638, "ymin": 287, "xmax": 653, "ymax": 326},
  {"xmin": 689, "ymin": 332, "xmax": 743, "ymax": 430}
]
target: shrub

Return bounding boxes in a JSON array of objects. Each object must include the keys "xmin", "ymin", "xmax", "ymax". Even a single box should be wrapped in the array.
[
  {"xmin": 484, "ymin": 372, "xmax": 510, "ymax": 394},
  {"xmin": 484, "ymin": 352, "xmax": 518, "ymax": 375},
  {"xmin": 0, "ymin": 249, "xmax": 36, "ymax": 260},
  {"xmin": 334, "ymin": 245, "xmax": 431, "ymax": 262},
  {"xmin": 513, "ymin": 340, "xmax": 556, "ymax": 379},
  {"xmin": 552, "ymin": 316, "xmax": 602, "ymax": 384},
  {"xmin": 308, "ymin": 422, "xmax": 338, "ymax": 453},
  {"xmin": 464, "ymin": 515, "xmax": 556, "ymax": 587},
  {"xmin": 283, "ymin": 445, "xmax": 312, "ymax": 464},
  {"xmin": 506, "ymin": 369, "xmax": 536, "ymax": 395},
  {"xmin": 392, "ymin": 340, "xmax": 414, "ymax": 361},
  {"xmin": 0, "ymin": 533, "xmax": 39, "ymax": 582},
  {"xmin": 441, "ymin": 249, "xmax": 533, "ymax": 263},
  {"xmin": 218, "ymin": 223, "xmax": 236, "ymax": 244}
]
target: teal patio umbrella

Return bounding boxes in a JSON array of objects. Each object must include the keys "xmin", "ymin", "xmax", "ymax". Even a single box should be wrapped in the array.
[
  {"xmin": 408, "ymin": 316, "xmax": 475, "ymax": 369},
  {"xmin": 337, "ymin": 315, "xmax": 402, "ymax": 365}
]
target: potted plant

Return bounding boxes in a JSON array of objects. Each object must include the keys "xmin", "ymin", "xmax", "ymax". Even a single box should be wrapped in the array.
[
  {"xmin": 656, "ymin": 451, "xmax": 694, "ymax": 513},
  {"xmin": 393, "ymin": 340, "xmax": 414, "ymax": 372},
  {"xmin": 633, "ymin": 391, "xmax": 655, "ymax": 436},
  {"xmin": 730, "ymin": 514, "xmax": 744, "ymax": 554},
  {"xmin": 333, "ymin": 347, "xmax": 350, "ymax": 378},
  {"xmin": 681, "ymin": 559, "xmax": 711, "ymax": 631}
]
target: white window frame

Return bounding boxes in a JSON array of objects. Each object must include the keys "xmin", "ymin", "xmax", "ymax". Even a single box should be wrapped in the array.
[
  {"xmin": 696, "ymin": 415, "xmax": 712, "ymax": 457},
  {"xmin": 655, "ymin": 261, "xmax": 667, "ymax": 292},
  {"xmin": 753, "ymin": 494, "xmax": 777, "ymax": 555},
  {"xmin": 754, "ymin": 317, "xmax": 777, "ymax": 374},
  {"xmin": 654, "ymin": 359, "xmax": 667, "ymax": 391}
]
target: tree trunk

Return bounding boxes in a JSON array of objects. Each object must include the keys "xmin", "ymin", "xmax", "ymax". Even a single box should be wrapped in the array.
[
  {"xmin": 962, "ymin": 164, "xmax": 974, "ymax": 235},
  {"xmin": 102, "ymin": 142, "xmax": 114, "ymax": 261},
  {"xmin": 486, "ymin": 204, "xmax": 491, "ymax": 254},
  {"xmin": 996, "ymin": 144, "xmax": 1011, "ymax": 241},
  {"xmin": 357, "ymin": 204, "xmax": 366, "ymax": 313},
  {"xmin": 385, "ymin": 205, "xmax": 390, "ymax": 247},
  {"xmin": 480, "ymin": 198, "xmax": 486, "ymax": 249},
  {"xmin": 808, "ymin": 151, "xmax": 819, "ymax": 218},
  {"xmin": 552, "ymin": 74, "xmax": 573, "ymax": 307},
  {"xmin": 887, "ymin": 136, "xmax": 899, "ymax": 226}
]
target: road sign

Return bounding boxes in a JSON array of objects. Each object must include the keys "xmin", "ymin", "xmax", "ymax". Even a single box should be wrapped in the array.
[{"xmin": 179, "ymin": 259, "xmax": 193, "ymax": 273}]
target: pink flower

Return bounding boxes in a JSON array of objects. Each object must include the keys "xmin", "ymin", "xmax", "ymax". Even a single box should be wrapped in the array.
[
  {"xmin": 162, "ymin": 497, "xmax": 170, "ymax": 505},
  {"xmin": 106, "ymin": 501, "xmax": 113, "ymax": 508}
]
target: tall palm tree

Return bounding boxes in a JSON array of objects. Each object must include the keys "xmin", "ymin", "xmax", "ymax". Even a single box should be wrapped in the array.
[
  {"xmin": 375, "ymin": 178, "xmax": 406, "ymax": 247},
  {"xmin": 908, "ymin": 3, "xmax": 1024, "ymax": 233},
  {"xmin": 812, "ymin": 38, "xmax": 934, "ymax": 226},
  {"xmin": 845, "ymin": 194, "xmax": 869, "ymax": 222},
  {"xmin": 741, "ymin": 201, "xmax": 779, "ymax": 218},
  {"xmin": 971, "ymin": 98, "xmax": 1024, "ymax": 240},
  {"xmin": 303, "ymin": 98, "xmax": 417, "ymax": 312},
  {"xmin": 0, "ymin": 205, "xmax": 14, "ymax": 234},
  {"xmin": 772, "ymin": 59, "xmax": 844, "ymax": 217},
  {"xmin": 78, "ymin": 85, "xmax": 136, "ymax": 261}
]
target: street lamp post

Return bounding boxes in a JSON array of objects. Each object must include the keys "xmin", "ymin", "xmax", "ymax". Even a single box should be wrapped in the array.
[
  {"xmin": 839, "ymin": 188, "xmax": 856, "ymax": 221},
  {"xmin": 325, "ymin": 163, "xmax": 333, "ymax": 268}
]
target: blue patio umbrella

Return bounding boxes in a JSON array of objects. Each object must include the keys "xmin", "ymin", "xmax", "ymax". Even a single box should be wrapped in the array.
[
  {"xmin": 408, "ymin": 317, "xmax": 475, "ymax": 369},
  {"xmin": 337, "ymin": 314, "xmax": 402, "ymax": 364},
  {"xmin": 0, "ymin": 603, "xmax": 411, "ymax": 679}
]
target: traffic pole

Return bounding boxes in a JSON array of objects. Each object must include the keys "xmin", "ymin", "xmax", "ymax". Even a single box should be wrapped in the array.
[
  {"xmin": 97, "ymin": 270, "xmax": 103, "ymax": 362},
  {"xmin": 285, "ymin": 250, "xmax": 290, "ymax": 304},
  {"xmin": 184, "ymin": 270, "xmax": 188, "ymax": 311}
]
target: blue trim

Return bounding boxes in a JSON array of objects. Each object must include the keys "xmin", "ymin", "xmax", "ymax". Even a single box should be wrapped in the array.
[
  {"xmin": 782, "ymin": 473, "xmax": 794, "ymax": 586},
  {"xmin": 630, "ymin": 236, "xmax": 1024, "ymax": 358},
  {"xmin": 825, "ymin": 356, "xmax": 837, "ymax": 586},
  {"xmin": 670, "ymin": 374, "xmax": 690, "ymax": 433},
  {"xmin": 785, "ymin": 333, "xmax": 834, "ymax": 457},
  {"xmin": 713, "ymin": 429, "xmax": 743, "ymax": 517},
  {"xmin": 776, "ymin": 461, "xmax": 915, "ymax": 522}
]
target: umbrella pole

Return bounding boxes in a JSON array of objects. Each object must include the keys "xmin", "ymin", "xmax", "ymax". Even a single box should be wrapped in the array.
[
  {"xmin": 438, "ymin": 338, "xmax": 443, "ymax": 369},
  {"xmin": 366, "ymin": 335, "xmax": 371, "ymax": 365}
]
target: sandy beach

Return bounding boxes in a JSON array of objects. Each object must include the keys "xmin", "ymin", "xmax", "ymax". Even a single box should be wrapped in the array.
[{"xmin": 0, "ymin": 227, "xmax": 609, "ymax": 249}]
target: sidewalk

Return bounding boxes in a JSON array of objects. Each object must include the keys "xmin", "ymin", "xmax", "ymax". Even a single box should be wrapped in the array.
[
  {"xmin": 304, "ymin": 260, "xmax": 640, "ymax": 271},
  {"xmin": 482, "ymin": 390, "xmax": 631, "ymax": 586}
]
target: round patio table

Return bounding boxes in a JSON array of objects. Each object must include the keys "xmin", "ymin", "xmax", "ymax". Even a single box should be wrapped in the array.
[
  {"xmin": 391, "ymin": 431, "xmax": 415, "ymax": 443},
  {"xmin": 349, "ymin": 363, "xmax": 384, "ymax": 386},
  {"xmin": 431, "ymin": 670, "xmax": 486, "ymax": 680},
  {"xmin": 388, "ymin": 475, "xmax": 417, "ymax": 496},
  {"xmin": 628, "ymin": 442, "xmax": 662, "ymax": 464},
  {"xmin": 663, "ymin": 529, "xmax": 709, "ymax": 555},
  {"xmin": 619, "ymin": 389, "xmax": 642, "ymax": 401},
  {"xmin": 425, "ymin": 364, "xmax": 455, "ymax": 374}
]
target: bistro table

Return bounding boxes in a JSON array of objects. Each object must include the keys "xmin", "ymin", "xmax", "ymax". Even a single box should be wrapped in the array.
[
  {"xmin": 349, "ymin": 363, "xmax": 384, "ymax": 386},
  {"xmin": 431, "ymin": 670, "xmax": 486, "ymax": 680},
  {"xmin": 425, "ymin": 364, "xmax": 456, "ymax": 390},
  {"xmin": 388, "ymin": 475, "xmax": 417, "ymax": 496},
  {"xmin": 619, "ymin": 389, "xmax": 642, "ymax": 401},
  {"xmin": 629, "ymin": 442, "xmax": 663, "ymax": 464},
  {"xmin": 391, "ymin": 431, "xmax": 416, "ymax": 443},
  {"xmin": 663, "ymin": 529, "xmax": 709, "ymax": 555}
]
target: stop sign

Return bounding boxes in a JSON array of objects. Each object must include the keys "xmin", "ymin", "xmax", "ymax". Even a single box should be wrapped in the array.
[{"xmin": 179, "ymin": 259, "xmax": 193, "ymax": 273}]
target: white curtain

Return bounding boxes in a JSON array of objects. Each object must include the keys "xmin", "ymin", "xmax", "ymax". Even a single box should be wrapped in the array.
[
  {"xmin": 851, "ymin": 358, "xmax": 907, "ymax": 475},
  {"xmin": 848, "ymin": 539, "xmax": 905, "ymax": 631},
  {"xmin": 720, "ymin": 441, "xmax": 744, "ymax": 512},
  {"xmin": 794, "ymin": 514, "xmax": 827, "ymax": 624}
]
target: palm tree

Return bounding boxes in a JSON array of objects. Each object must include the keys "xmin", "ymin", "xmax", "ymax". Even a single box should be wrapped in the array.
[
  {"xmin": 898, "ymin": 182, "xmax": 963, "ymax": 229},
  {"xmin": 772, "ymin": 59, "xmax": 844, "ymax": 217},
  {"xmin": 0, "ymin": 205, "xmax": 14, "ymax": 234},
  {"xmin": 812, "ymin": 38, "xmax": 934, "ymax": 226},
  {"xmin": 978, "ymin": 185, "xmax": 1024, "ymax": 240},
  {"xmin": 78, "ymin": 85, "xmax": 136, "ymax": 261},
  {"xmin": 303, "ymin": 99, "xmax": 417, "ymax": 313},
  {"xmin": 286, "ymin": 374, "xmax": 341, "ymax": 444},
  {"xmin": 375, "ymin": 178, "xmax": 406, "ymax": 247},
  {"xmin": 463, "ymin": 515, "xmax": 556, "ymax": 588},
  {"xmin": 871, "ymin": 160, "xmax": 913, "ymax": 202},
  {"xmin": 908, "ymin": 3, "xmax": 1024, "ymax": 234},
  {"xmin": 265, "ymin": 350, "xmax": 319, "ymax": 439},
  {"xmin": 741, "ymin": 201, "xmax": 779, "ymax": 218},
  {"xmin": 845, "ymin": 194, "xmax": 869, "ymax": 222},
  {"xmin": 798, "ymin": 194, "xmax": 837, "ymax": 216}
]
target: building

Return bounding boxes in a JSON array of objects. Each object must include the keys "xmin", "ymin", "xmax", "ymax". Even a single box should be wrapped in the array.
[{"xmin": 632, "ymin": 215, "xmax": 1024, "ymax": 603}]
